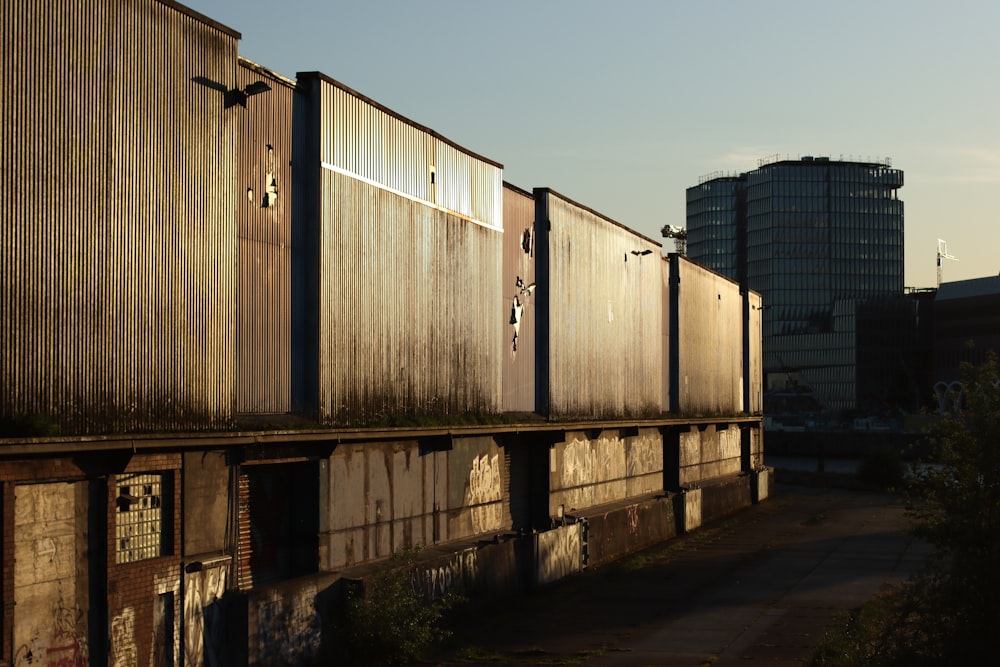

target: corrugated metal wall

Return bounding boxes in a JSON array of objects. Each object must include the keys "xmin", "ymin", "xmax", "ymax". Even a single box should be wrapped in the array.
[
  {"xmin": 661, "ymin": 256, "xmax": 672, "ymax": 413},
  {"xmin": 745, "ymin": 290, "xmax": 763, "ymax": 414},
  {"xmin": 501, "ymin": 183, "xmax": 535, "ymax": 412},
  {"xmin": 317, "ymin": 79, "xmax": 502, "ymax": 230},
  {"xmin": 1, "ymin": 0, "xmax": 240, "ymax": 433},
  {"xmin": 673, "ymin": 256, "xmax": 745, "ymax": 415},
  {"xmin": 537, "ymin": 190, "xmax": 662, "ymax": 419},
  {"xmin": 309, "ymin": 75, "xmax": 503, "ymax": 423},
  {"xmin": 236, "ymin": 60, "xmax": 294, "ymax": 414}
]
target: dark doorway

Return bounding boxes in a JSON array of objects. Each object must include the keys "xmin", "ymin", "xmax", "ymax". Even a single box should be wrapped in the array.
[{"xmin": 241, "ymin": 462, "xmax": 320, "ymax": 587}]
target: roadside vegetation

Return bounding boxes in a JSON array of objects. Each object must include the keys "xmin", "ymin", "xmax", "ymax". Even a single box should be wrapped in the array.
[
  {"xmin": 812, "ymin": 352, "xmax": 1000, "ymax": 665},
  {"xmin": 331, "ymin": 547, "xmax": 460, "ymax": 666}
]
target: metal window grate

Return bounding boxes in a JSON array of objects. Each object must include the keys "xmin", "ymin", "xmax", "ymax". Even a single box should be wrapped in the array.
[{"xmin": 116, "ymin": 473, "xmax": 163, "ymax": 564}]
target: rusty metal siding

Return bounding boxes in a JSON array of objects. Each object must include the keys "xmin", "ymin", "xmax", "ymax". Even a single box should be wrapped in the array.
[
  {"xmin": 673, "ymin": 256, "xmax": 745, "ymax": 415},
  {"xmin": 537, "ymin": 190, "xmax": 662, "ymax": 419},
  {"xmin": 310, "ymin": 76, "xmax": 503, "ymax": 423},
  {"xmin": 1, "ymin": 0, "xmax": 239, "ymax": 433},
  {"xmin": 501, "ymin": 184, "xmax": 536, "ymax": 412},
  {"xmin": 236, "ymin": 61, "xmax": 294, "ymax": 414}
]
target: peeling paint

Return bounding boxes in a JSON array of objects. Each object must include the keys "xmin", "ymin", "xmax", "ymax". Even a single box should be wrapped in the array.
[
  {"xmin": 509, "ymin": 276, "xmax": 536, "ymax": 355},
  {"xmin": 521, "ymin": 226, "xmax": 533, "ymax": 255},
  {"xmin": 509, "ymin": 296, "xmax": 523, "ymax": 353},
  {"xmin": 261, "ymin": 144, "xmax": 278, "ymax": 209},
  {"xmin": 111, "ymin": 607, "xmax": 137, "ymax": 667}
]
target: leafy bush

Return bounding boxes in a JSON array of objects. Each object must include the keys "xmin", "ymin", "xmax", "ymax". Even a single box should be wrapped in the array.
[
  {"xmin": 813, "ymin": 352, "xmax": 1000, "ymax": 665},
  {"xmin": 336, "ymin": 547, "xmax": 458, "ymax": 666}
]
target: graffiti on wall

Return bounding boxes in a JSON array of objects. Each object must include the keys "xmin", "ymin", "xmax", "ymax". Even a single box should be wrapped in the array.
[
  {"xmin": 626, "ymin": 434, "xmax": 662, "ymax": 477},
  {"xmin": 253, "ymin": 587, "xmax": 322, "ymax": 666},
  {"xmin": 14, "ymin": 599, "xmax": 88, "ymax": 667},
  {"xmin": 183, "ymin": 566, "xmax": 227, "ymax": 667},
  {"xmin": 111, "ymin": 607, "xmax": 137, "ymax": 667},
  {"xmin": 466, "ymin": 453, "xmax": 502, "ymax": 534},
  {"xmin": 536, "ymin": 524, "xmax": 581, "ymax": 586},
  {"xmin": 560, "ymin": 439, "xmax": 595, "ymax": 489},
  {"xmin": 417, "ymin": 548, "xmax": 479, "ymax": 599}
]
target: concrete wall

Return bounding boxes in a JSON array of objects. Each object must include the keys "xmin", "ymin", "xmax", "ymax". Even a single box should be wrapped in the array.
[
  {"xmin": 548, "ymin": 428, "xmax": 663, "ymax": 517},
  {"xmin": 536, "ymin": 524, "xmax": 583, "ymax": 586},
  {"xmin": 324, "ymin": 436, "xmax": 506, "ymax": 569},
  {"xmin": 12, "ymin": 482, "xmax": 89, "ymax": 667},
  {"xmin": 679, "ymin": 424, "xmax": 743, "ymax": 485},
  {"xmin": 184, "ymin": 451, "xmax": 230, "ymax": 558},
  {"xmin": 585, "ymin": 496, "xmax": 678, "ymax": 567},
  {"xmin": 415, "ymin": 540, "xmax": 522, "ymax": 601},
  {"xmin": 247, "ymin": 578, "xmax": 326, "ymax": 667}
]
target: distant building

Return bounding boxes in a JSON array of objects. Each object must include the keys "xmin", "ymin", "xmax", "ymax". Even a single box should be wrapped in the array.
[
  {"xmin": 934, "ymin": 275, "xmax": 1000, "ymax": 386},
  {"xmin": 687, "ymin": 156, "xmax": 910, "ymax": 413},
  {"xmin": 685, "ymin": 175, "xmax": 745, "ymax": 281}
]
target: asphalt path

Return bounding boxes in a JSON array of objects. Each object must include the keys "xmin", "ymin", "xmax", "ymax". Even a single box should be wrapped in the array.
[{"xmin": 434, "ymin": 484, "xmax": 930, "ymax": 667}]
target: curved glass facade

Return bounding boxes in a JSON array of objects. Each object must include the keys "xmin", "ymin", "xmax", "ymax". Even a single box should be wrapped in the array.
[
  {"xmin": 685, "ymin": 158, "xmax": 905, "ymax": 411},
  {"xmin": 746, "ymin": 159, "xmax": 903, "ymax": 338},
  {"xmin": 685, "ymin": 176, "xmax": 744, "ymax": 280}
]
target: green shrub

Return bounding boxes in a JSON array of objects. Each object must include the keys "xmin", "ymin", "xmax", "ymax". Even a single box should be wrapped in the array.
[{"xmin": 336, "ymin": 547, "xmax": 458, "ymax": 666}]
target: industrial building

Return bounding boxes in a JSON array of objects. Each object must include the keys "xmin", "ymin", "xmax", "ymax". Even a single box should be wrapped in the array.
[
  {"xmin": 686, "ymin": 156, "xmax": 911, "ymax": 414},
  {"xmin": 0, "ymin": 1, "xmax": 765, "ymax": 665},
  {"xmin": 933, "ymin": 275, "xmax": 1000, "ymax": 410}
]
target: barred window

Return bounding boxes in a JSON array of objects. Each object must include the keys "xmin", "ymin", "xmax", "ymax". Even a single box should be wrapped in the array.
[{"xmin": 116, "ymin": 473, "xmax": 170, "ymax": 564}]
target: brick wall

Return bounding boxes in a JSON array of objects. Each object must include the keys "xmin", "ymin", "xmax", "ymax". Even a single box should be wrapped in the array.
[{"xmin": 106, "ymin": 453, "xmax": 182, "ymax": 667}]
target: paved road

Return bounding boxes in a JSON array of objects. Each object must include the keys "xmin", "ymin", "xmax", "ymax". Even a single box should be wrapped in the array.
[{"xmin": 437, "ymin": 484, "xmax": 930, "ymax": 667}]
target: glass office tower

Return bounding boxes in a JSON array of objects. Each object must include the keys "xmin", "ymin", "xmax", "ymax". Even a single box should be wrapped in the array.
[
  {"xmin": 685, "ymin": 175, "xmax": 745, "ymax": 282},
  {"xmin": 746, "ymin": 157, "xmax": 904, "ymax": 338},
  {"xmin": 686, "ymin": 157, "xmax": 905, "ymax": 412}
]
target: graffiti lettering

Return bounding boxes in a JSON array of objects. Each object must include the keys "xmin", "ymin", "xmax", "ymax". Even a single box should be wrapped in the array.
[{"xmin": 467, "ymin": 453, "xmax": 502, "ymax": 534}]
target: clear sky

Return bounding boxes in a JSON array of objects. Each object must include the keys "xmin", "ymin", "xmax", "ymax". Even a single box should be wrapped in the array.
[{"xmin": 186, "ymin": 0, "xmax": 1000, "ymax": 288}]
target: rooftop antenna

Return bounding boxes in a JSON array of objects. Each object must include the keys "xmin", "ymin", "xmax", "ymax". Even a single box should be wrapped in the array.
[
  {"xmin": 661, "ymin": 224, "xmax": 687, "ymax": 255},
  {"xmin": 937, "ymin": 239, "xmax": 958, "ymax": 286}
]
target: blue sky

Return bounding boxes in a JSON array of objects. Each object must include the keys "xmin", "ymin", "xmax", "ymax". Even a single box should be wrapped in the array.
[{"xmin": 186, "ymin": 0, "xmax": 1000, "ymax": 287}]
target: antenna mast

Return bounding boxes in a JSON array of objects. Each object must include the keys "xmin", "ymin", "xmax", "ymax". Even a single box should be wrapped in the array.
[{"xmin": 937, "ymin": 239, "xmax": 958, "ymax": 286}]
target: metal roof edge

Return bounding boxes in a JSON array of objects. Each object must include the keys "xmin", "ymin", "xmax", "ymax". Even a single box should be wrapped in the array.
[
  {"xmin": 238, "ymin": 56, "xmax": 297, "ymax": 89},
  {"xmin": 164, "ymin": 0, "xmax": 241, "ymax": 39},
  {"xmin": 0, "ymin": 416, "xmax": 761, "ymax": 455},
  {"xmin": 503, "ymin": 181, "xmax": 534, "ymax": 199},
  {"xmin": 533, "ymin": 187, "xmax": 663, "ymax": 248}
]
